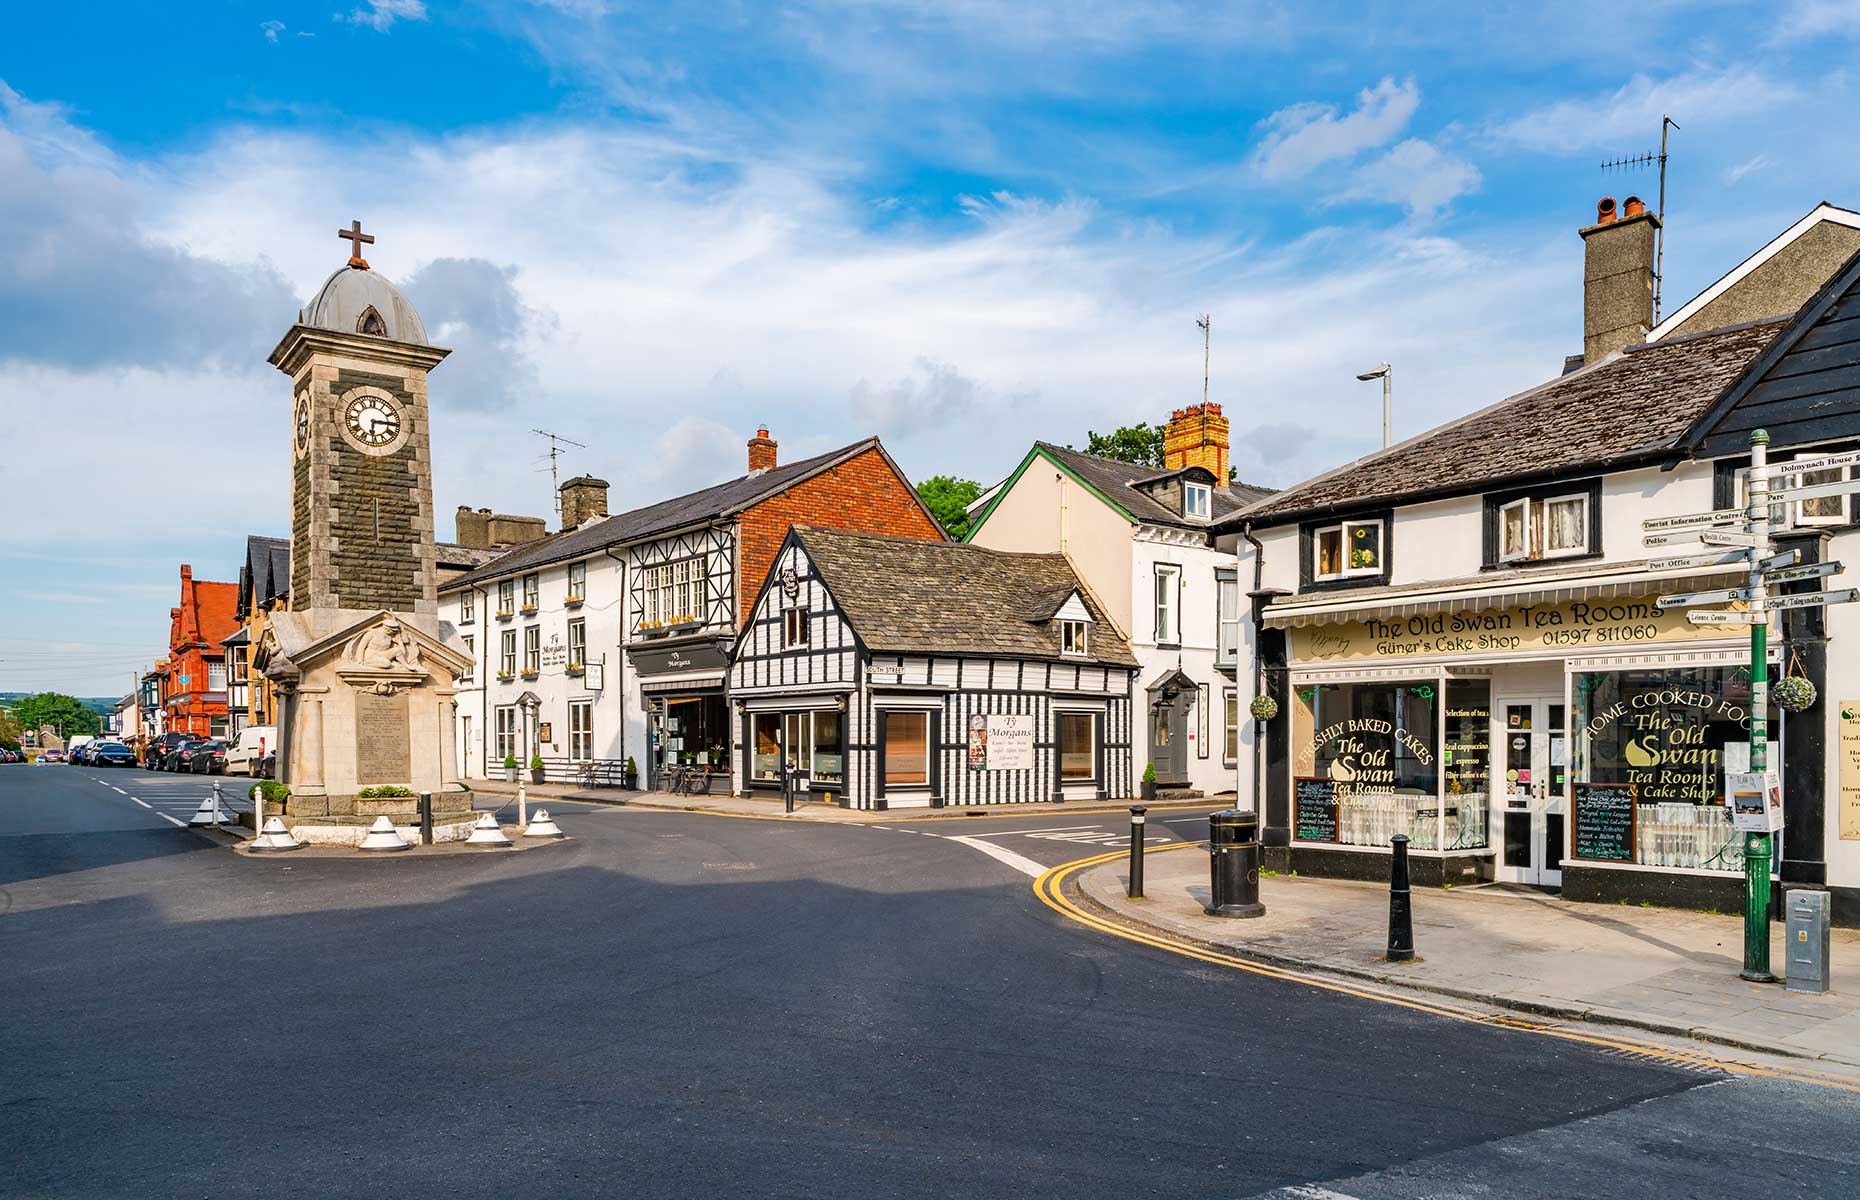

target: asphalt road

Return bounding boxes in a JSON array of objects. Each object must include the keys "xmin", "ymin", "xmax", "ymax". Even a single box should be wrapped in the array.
[{"xmin": 3, "ymin": 764, "xmax": 1857, "ymax": 1198}]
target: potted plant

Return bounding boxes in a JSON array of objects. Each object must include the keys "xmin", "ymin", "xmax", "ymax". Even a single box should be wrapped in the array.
[
  {"xmin": 1140, "ymin": 762, "xmax": 1158, "ymax": 803},
  {"xmin": 529, "ymin": 752, "xmax": 546, "ymax": 784},
  {"xmin": 623, "ymin": 756, "xmax": 639, "ymax": 790},
  {"xmin": 503, "ymin": 753, "xmax": 518, "ymax": 782}
]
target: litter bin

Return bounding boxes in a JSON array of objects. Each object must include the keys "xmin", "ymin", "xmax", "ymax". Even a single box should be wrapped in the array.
[{"xmin": 1206, "ymin": 809, "xmax": 1265, "ymax": 918}]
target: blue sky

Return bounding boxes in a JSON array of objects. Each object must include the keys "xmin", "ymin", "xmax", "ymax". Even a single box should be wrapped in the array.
[{"xmin": 5, "ymin": 0, "xmax": 1860, "ymax": 695}]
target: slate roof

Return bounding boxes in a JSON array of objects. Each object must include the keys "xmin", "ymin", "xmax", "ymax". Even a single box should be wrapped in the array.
[
  {"xmin": 242, "ymin": 535, "xmax": 291, "ymax": 611},
  {"xmin": 435, "ymin": 542, "xmax": 503, "ymax": 572},
  {"xmin": 442, "ymin": 438, "xmax": 905, "ymax": 591},
  {"xmin": 1032, "ymin": 442, "xmax": 1274, "ymax": 527},
  {"xmin": 1230, "ymin": 318, "xmax": 1786, "ymax": 526},
  {"xmin": 793, "ymin": 527, "xmax": 1139, "ymax": 667}
]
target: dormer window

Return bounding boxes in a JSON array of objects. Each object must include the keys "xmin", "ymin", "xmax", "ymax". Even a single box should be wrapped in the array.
[
  {"xmin": 1315, "ymin": 520, "xmax": 1383, "ymax": 580},
  {"xmin": 356, "ymin": 305, "xmax": 387, "ymax": 337},
  {"xmin": 1061, "ymin": 620, "xmax": 1090, "ymax": 656},
  {"xmin": 1183, "ymin": 482, "xmax": 1212, "ymax": 520},
  {"xmin": 1483, "ymin": 482, "xmax": 1599, "ymax": 568}
]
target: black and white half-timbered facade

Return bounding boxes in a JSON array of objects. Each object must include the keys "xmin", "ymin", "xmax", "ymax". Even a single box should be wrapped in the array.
[{"xmin": 730, "ymin": 528, "xmax": 1139, "ymax": 809}]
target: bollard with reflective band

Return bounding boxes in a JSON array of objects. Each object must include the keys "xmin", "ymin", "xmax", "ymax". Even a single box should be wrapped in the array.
[
  {"xmin": 1386, "ymin": 834, "xmax": 1414, "ymax": 962},
  {"xmin": 1127, "ymin": 805, "xmax": 1147, "ymax": 899}
]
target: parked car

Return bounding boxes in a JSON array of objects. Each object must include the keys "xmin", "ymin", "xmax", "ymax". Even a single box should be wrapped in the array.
[
  {"xmin": 177, "ymin": 740, "xmax": 227, "ymax": 774},
  {"xmin": 41, "ymin": 750, "xmax": 65, "ymax": 763},
  {"xmin": 144, "ymin": 733, "xmax": 194, "ymax": 770},
  {"xmin": 0, "ymin": 748, "xmax": 20, "ymax": 763},
  {"xmin": 255, "ymin": 751, "xmax": 277, "ymax": 780},
  {"xmin": 91, "ymin": 742, "xmax": 136, "ymax": 768},
  {"xmin": 225, "ymin": 726, "xmax": 276, "ymax": 777}
]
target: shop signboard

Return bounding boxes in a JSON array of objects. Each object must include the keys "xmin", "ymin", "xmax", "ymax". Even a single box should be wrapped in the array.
[
  {"xmin": 968, "ymin": 713, "xmax": 1035, "ymax": 772},
  {"xmin": 1840, "ymin": 702, "xmax": 1860, "ymax": 841},
  {"xmin": 627, "ymin": 642, "xmax": 731, "ymax": 676},
  {"xmin": 585, "ymin": 662, "xmax": 604, "ymax": 691},
  {"xmin": 1289, "ymin": 596, "xmax": 1755, "ymax": 664},
  {"xmin": 1294, "ymin": 777, "xmax": 1338, "ymax": 843},
  {"xmin": 1570, "ymin": 782, "xmax": 1635, "ymax": 862}
]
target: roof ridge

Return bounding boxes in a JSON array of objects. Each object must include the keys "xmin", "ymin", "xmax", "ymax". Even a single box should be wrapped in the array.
[{"xmin": 797, "ymin": 525, "xmax": 1049, "ymax": 558}]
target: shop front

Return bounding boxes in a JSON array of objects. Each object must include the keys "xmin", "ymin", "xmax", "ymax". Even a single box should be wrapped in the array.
[
  {"xmin": 1269, "ymin": 587, "xmax": 1784, "ymax": 903},
  {"xmin": 739, "ymin": 697, "xmax": 850, "ymax": 803},
  {"xmin": 629, "ymin": 637, "xmax": 734, "ymax": 791}
]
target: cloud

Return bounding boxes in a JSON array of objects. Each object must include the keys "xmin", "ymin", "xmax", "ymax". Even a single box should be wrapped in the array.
[
  {"xmin": 1251, "ymin": 77, "xmax": 1420, "ymax": 183},
  {"xmin": 1490, "ymin": 67, "xmax": 1796, "ymax": 154},
  {"xmin": 400, "ymin": 257, "xmax": 551, "ymax": 412},
  {"xmin": 1339, "ymin": 139, "xmax": 1482, "ymax": 219},
  {"xmin": 0, "ymin": 84, "xmax": 298, "ymax": 370},
  {"xmin": 1723, "ymin": 154, "xmax": 1773, "ymax": 186},
  {"xmin": 1773, "ymin": 0, "xmax": 1860, "ymax": 42},
  {"xmin": 337, "ymin": 1, "xmax": 428, "ymax": 32},
  {"xmin": 261, "ymin": 20, "xmax": 286, "ymax": 43},
  {"xmin": 849, "ymin": 358, "xmax": 982, "ymax": 434}
]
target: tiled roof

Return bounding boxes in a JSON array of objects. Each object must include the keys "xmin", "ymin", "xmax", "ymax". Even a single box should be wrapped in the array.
[
  {"xmin": 794, "ymin": 527, "xmax": 1138, "ymax": 667},
  {"xmin": 1233, "ymin": 319, "xmax": 1785, "ymax": 525},
  {"xmin": 442, "ymin": 438, "xmax": 888, "ymax": 591},
  {"xmin": 1033, "ymin": 443, "xmax": 1273, "ymax": 527},
  {"xmin": 243, "ymin": 535, "xmax": 291, "ymax": 609},
  {"xmin": 193, "ymin": 580, "xmax": 241, "ymax": 652},
  {"xmin": 435, "ymin": 542, "xmax": 503, "ymax": 571}
]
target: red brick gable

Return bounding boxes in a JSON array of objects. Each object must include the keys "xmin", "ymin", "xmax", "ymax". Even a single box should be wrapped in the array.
[{"xmin": 736, "ymin": 445, "xmax": 944, "ymax": 627}]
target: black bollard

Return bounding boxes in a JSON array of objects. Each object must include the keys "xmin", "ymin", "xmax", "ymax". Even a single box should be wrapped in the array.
[
  {"xmin": 419, "ymin": 791, "xmax": 433, "ymax": 846},
  {"xmin": 1386, "ymin": 833, "xmax": 1414, "ymax": 962},
  {"xmin": 1127, "ymin": 805, "xmax": 1147, "ymax": 899}
]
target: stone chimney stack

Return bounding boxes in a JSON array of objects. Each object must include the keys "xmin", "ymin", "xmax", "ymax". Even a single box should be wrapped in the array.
[
  {"xmin": 747, "ymin": 427, "xmax": 778, "ymax": 475},
  {"xmin": 1163, "ymin": 402, "xmax": 1230, "ymax": 481},
  {"xmin": 1579, "ymin": 195, "xmax": 1660, "ymax": 364},
  {"xmin": 560, "ymin": 475, "xmax": 610, "ymax": 530},
  {"xmin": 487, "ymin": 513, "xmax": 547, "ymax": 546},
  {"xmin": 455, "ymin": 506, "xmax": 490, "ymax": 548}
]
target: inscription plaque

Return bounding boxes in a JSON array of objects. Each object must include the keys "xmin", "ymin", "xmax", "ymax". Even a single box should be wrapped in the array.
[{"xmin": 355, "ymin": 690, "xmax": 412, "ymax": 783}]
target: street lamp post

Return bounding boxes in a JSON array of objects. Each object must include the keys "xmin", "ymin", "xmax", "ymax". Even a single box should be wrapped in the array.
[{"xmin": 1356, "ymin": 363, "xmax": 1392, "ymax": 449}]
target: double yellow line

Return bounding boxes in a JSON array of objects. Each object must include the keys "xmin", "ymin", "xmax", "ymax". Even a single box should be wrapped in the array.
[{"xmin": 1035, "ymin": 844, "xmax": 1860, "ymax": 1095}]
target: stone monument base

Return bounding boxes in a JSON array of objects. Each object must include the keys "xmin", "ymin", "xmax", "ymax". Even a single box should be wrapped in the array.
[{"xmin": 236, "ymin": 810, "xmax": 483, "ymax": 847}]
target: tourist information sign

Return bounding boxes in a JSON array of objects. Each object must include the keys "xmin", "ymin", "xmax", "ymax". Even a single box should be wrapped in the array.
[{"xmin": 1641, "ymin": 508, "xmax": 1742, "ymax": 533}]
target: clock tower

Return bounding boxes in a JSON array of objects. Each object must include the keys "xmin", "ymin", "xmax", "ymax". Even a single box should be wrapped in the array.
[{"xmin": 268, "ymin": 220, "xmax": 448, "ymax": 638}]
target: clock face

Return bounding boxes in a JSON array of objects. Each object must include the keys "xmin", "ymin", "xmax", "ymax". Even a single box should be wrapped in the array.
[
  {"xmin": 344, "ymin": 395, "xmax": 401, "ymax": 448},
  {"xmin": 294, "ymin": 398, "xmax": 310, "ymax": 450}
]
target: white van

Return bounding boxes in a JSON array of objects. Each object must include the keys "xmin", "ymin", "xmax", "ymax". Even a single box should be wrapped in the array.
[{"xmin": 226, "ymin": 726, "xmax": 276, "ymax": 776}]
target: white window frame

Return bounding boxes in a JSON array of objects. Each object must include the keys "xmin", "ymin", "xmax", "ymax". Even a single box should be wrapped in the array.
[
  {"xmin": 460, "ymin": 591, "xmax": 475, "ymax": 624},
  {"xmin": 523, "ymin": 626, "xmax": 541, "ymax": 673},
  {"xmin": 497, "ymin": 580, "xmax": 515, "ymax": 615},
  {"xmin": 568, "ymin": 700, "xmax": 593, "ymax": 762},
  {"xmin": 1223, "ymin": 688, "xmax": 1239, "ymax": 766},
  {"xmin": 1216, "ymin": 575, "xmax": 1241, "ymax": 664},
  {"xmin": 208, "ymin": 662, "xmax": 227, "ymax": 691},
  {"xmin": 494, "ymin": 706, "xmax": 518, "ymax": 761},
  {"xmin": 567, "ymin": 619, "xmax": 586, "ymax": 669},
  {"xmin": 1153, "ymin": 564, "xmax": 1181, "ymax": 645},
  {"xmin": 1790, "ymin": 460, "xmax": 1850, "ymax": 528},
  {"xmin": 1060, "ymin": 619, "xmax": 1089, "ymax": 656},
  {"xmin": 567, "ymin": 560, "xmax": 587, "ymax": 600},
  {"xmin": 1313, "ymin": 519, "xmax": 1384, "ymax": 581},
  {"xmin": 783, "ymin": 607, "xmax": 810, "ymax": 649},
  {"xmin": 522, "ymin": 573, "xmax": 540, "ymax": 610},
  {"xmin": 500, "ymin": 630, "xmax": 517, "ymax": 677},
  {"xmin": 1499, "ymin": 494, "xmax": 1590, "ymax": 563},
  {"xmin": 1056, "ymin": 710, "xmax": 1099, "ymax": 783},
  {"xmin": 460, "ymin": 635, "xmax": 475, "ymax": 682},
  {"xmin": 1183, "ymin": 482, "xmax": 1211, "ymax": 520}
]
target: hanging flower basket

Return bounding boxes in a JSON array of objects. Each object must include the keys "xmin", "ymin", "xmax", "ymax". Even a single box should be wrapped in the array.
[
  {"xmin": 1249, "ymin": 695, "xmax": 1279, "ymax": 722},
  {"xmin": 1774, "ymin": 675, "xmax": 1817, "ymax": 713}
]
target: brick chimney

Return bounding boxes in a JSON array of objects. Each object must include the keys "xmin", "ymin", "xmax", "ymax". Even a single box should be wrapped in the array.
[
  {"xmin": 1162, "ymin": 403, "xmax": 1230, "ymax": 481},
  {"xmin": 1579, "ymin": 195, "xmax": 1660, "ymax": 364},
  {"xmin": 747, "ymin": 427, "xmax": 778, "ymax": 475},
  {"xmin": 455, "ymin": 506, "xmax": 490, "ymax": 548},
  {"xmin": 560, "ymin": 475, "xmax": 610, "ymax": 530}
]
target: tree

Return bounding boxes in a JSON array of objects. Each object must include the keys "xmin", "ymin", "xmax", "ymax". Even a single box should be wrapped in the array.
[
  {"xmin": 917, "ymin": 475, "xmax": 984, "ymax": 539},
  {"xmin": 1083, "ymin": 423, "xmax": 1165, "ymax": 468},
  {"xmin": 6, "ymin": 692, "xmax": 100, "ymax": 741},
  {"xmin": 0, "ymin": 707, "xmax": 20, "ymax": 752}
]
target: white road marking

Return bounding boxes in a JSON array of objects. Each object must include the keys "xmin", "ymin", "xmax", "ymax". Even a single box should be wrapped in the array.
[
  {"xmin": 965, "ymin": 824, "xmax": 1102, "ymax": 838},
  {"xmin": 1275, "ymin": 1187, "xmax": 1361, "ymax": 1199},
  {"xmin": 156, "ymin": 813, "xmax": 186, "ymax": 827},
  {"xmin": 1162, "ymin": 816, "xmax": 1211, "ymax": 825},
  {"xmin": 132, "ymin": 799, "xmax": 152, "ymax": 809},
  {"xmin": 110, "ymin": 786, "xmax": 128, "ymax": 795},
  {"xmin": 947, "ymin": 835, "xmax": 1050, "ymax": 878}
]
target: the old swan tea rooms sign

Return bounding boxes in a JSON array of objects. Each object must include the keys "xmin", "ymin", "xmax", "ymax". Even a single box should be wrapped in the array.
[{"xmin": 1291, "ymin": 597, "xmax": 1762, "ymax": 664}]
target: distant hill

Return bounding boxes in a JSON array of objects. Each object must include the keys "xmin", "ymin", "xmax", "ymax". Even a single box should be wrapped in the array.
[{"xmin": 0, "ymin": 693, "xmax": 119, "ymax": 715}]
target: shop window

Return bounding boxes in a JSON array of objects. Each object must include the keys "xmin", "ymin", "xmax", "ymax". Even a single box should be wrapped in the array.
[
  {"xmin": 567, "ymin": 619, "xmax": 586, "ymax": 669},
  {"xmin": 1441, "ymin": 679, "xmax": 1490, "ymax": 850},
  {"xmin": 499, "ymin": 630, "xmax": 516, "ymax": 677},
  {"xmin": 1572, "ymin": 666, "xmax": 1780, "ymax": 873},
  {"xmin": 568, "ymin": 700, "xmax": 593, "ymax": 762},
  {"xmin": 567, "ymin": 561, "xmax": 587, "ymax": 601},
  {"xmin": 783, "ymin": 608, "xmax": 810, "ymax": 649},
  {"xmin": 883, "ymin": 711, "xmax": 931, "ymax": 788},
  {"xmin": 1153, "ymin": 564, "xmax": 1181, "ymax": 644},
  {"xmin": 522, "ymin": 574, "xmax": 540, "ymax": 610},
  {"xmin": 1058, "ymin": 711, "xmax": 1097, "ymax": 782},
  {"xmin": 1291, "ymin": 680, "xmax": 1439, "ymax": 848},
  {"xmin": 752, "ymin": 713, "xmax": 782, "ymax": 781},
  {"xmin": 1184, "ymin": 482, "xmax": 1211, "ymax": 520},
  {"xmin": 1060, "ymin": 620, "xmax": 1089, "ymax": 656},
  {"xmin": 1313, "ymin": 520, "xmax": 1383, "ymax": 581},
  {"xmin": 812, "ymin": 711, "xmax": 844, "ymax": 785}
]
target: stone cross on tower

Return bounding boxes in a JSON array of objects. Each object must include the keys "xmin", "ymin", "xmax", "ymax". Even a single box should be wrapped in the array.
[{"xmin": 339, "ymin": 219, "xmax": 375, "ymax": 269}]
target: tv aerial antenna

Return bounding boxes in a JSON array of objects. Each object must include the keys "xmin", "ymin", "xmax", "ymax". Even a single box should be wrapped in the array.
[
  {"xmin": 531, "ymin": 428, "xmax": 589, "ymax": 516},
  {"xmin": 1601, "ymin": 115, "xmax": 1679, "ymax": 321},
  {"xmin": 1196, "ymin": 313, "xmax": 1211, "ymax": 406}
]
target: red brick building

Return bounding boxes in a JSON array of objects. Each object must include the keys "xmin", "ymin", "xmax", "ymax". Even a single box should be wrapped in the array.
[{"xmin": 157, "ymin": 565, "xmax": 240, "ymax": 739}]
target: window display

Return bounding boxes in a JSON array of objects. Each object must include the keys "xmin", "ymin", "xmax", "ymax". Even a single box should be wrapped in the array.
[
  {"xmin": 1292, "ymin": 680, "xmax": 1438, "ymax": 847},
  {"xmin": 1441, "ymin": 679, "xmax": 1490, "ymax": 850}
]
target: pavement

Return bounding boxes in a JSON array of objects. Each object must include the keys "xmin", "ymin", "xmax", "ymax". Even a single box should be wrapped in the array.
[
  {"xmin": 6, "ymin": 762, "xmax": 1860, "ymax": 1198},
  {"xmin": 1077, "ymin": 843, "xmax": 1860, "ymax": 1067}
]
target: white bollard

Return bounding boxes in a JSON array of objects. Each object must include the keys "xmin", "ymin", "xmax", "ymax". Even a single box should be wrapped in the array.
[
  {"xmin": 517, "ymin": 779, "xmax": 528, "ymax": 829},
  {"xmin": 357, "ymin": 815, "xmax": 412, "ymax": 852},
  {"xmin": 250, "ymin": 816, "xmax": 301, "ymax": 852},
  {"xmin": 523, "ymin": 808, "xmax": 564, "ymax": 839},
  {"xmin": 464, "ymin": 812, "xmax": 512, "ymax": 847},
  {"xmin": 188, "ymin": 792, "xmax": 224, "ymax": 827}
]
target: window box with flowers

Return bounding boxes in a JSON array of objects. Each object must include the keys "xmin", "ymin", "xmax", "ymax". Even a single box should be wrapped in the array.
[
  {"xmin": 565, "ymin": 662, "xmax": 586, "ymax": 677},
  {"xmin": 519, "ymin": 604, "xmax": 539, "ymax": 616},
  {"xmin": 639, "ymin": 620, "xmax": 670, "ymax": 640},
  {"xmin": 520, "ymin": 669, "xmax": 540, "ymax": 681},
  {"xmin": 496, "ymin": 610, "xmax": 514, "ymax": 621},
  {"xmin": 564, "ymin": 594, "xmax": 584, "ymax": 609},
  {"xmin": 496, "ymin": 671, "xmax": 516, "ymax": 682}
]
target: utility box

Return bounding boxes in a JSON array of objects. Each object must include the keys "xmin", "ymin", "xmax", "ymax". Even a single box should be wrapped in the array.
[{"xmin": 1785, "ymin": 889, "xmax": 1831, "ymax": 995}]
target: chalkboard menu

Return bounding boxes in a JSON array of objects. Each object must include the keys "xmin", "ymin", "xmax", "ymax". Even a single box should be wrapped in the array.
[
  {"xmin": 1572, "ymin": 782, "xmax": 1636, "ymax": 862},
  {"xmin": 1295, "ymin": 776, "xmax": 1338, "ymax": 844}
]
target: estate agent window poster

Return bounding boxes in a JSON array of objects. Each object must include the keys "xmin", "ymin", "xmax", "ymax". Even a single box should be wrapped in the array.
[
  {"xmin": 1842, "ymin": 702, "xmax": 1860, "ymax": 841},
  {"xmin": 967, "ymin": 713, "xmax": 1035, "ymax": 771}
]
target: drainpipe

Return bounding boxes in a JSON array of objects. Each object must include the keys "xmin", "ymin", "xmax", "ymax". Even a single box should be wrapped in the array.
[
  {"xmin": 603, "ymin": 545, "xmax": 628, "ymax": 779},
  {"xmin": 1241, "ymin": 520, "xmax": 1266, "ymax": 819},
  {"xmin": 476, "ymin": 583, "xmax": 489, "ymax": 779}
]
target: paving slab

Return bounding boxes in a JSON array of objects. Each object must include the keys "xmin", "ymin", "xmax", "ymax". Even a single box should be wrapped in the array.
[{"xmin": 1079, "ymin": 845, "xmax": 1860, "ymax": 1067}]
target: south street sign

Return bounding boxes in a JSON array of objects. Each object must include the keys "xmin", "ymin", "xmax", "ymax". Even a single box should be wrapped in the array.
[
  {"xmin": 1763, "ymin": 560, "xmax": 1842, "ymax": 585},
  {"xmin": 1763, "ymin": 588, "xmax": 1860, "ymax": 611},
  {"xmin": 1647, "ymin": 550, "xmax": 1752, "ymax": 571},
  {"xmin": 1657, "ymin": 586, "xmax": 1754, "ymax": 609},
  {"xmin": 1641, "ymin": 508, "xmax": 1742, "ymax": 532},
  {"xmin": 1775, "ymin": 449, "xmax": 1860, "ymax": 476}
]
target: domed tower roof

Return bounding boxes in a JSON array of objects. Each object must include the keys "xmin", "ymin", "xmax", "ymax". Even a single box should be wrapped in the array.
[{"xmin": 301, "ymin": 263, "xmax": 429, "ymax": 345}]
